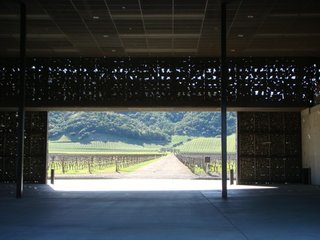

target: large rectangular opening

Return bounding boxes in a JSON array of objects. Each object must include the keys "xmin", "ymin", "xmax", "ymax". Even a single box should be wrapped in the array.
[{"xmin": 47, "ymin": 111, "xmax": 237, "ymax": 189}]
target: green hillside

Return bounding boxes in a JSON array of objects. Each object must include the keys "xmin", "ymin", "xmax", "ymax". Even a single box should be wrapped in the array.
[
  {"xmin": 175, "ymin": 134, "xmax": 236, "ymax": 153},
  {"xmin": 49, "ymin": 112, "xmax": 236, "ymax": 144},
  {"xmin": 48, "ymin": 112, "xmax": 237, "ymax": 154}
]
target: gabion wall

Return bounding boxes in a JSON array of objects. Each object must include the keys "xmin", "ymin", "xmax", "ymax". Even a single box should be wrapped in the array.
[
  {"xmin": 237, "ymin": 112, "xmax": 301, "ymax": 184},
  {"xmin": 0, "ymin": 57, "xmax": 319, "ymax": 108},
  {"xmin": 0, "ymin": 112, "xmax": 47, "ymax": 183}
]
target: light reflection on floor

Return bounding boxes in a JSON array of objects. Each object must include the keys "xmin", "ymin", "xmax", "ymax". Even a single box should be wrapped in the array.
[{"xmin": 48, "ymin": 179, "xmax": 278, "ymax": 192}]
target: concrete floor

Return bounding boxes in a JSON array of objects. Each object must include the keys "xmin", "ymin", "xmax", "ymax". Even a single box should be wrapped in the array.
[{"xmin": 1, "ymin": 180, "xmax": 320, "ymax": 240}]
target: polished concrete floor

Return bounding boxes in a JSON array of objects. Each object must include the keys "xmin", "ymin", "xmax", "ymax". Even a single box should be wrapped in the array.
[{"xmin": 0, "ymin": 180, "xmax": 320, "ymax": 240}]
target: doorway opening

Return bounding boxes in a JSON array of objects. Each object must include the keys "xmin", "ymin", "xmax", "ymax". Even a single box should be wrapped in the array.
[{"xmin": 47, "ymin": 111, "xmax": 237, "ymax": 185}]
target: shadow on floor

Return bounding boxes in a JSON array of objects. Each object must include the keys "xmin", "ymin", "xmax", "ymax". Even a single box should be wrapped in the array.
[{"xmin": 1, "ymin": 180, "xmax": 320, "ymax": 240}]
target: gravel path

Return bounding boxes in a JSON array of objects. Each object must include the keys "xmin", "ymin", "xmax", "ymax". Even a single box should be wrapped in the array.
[{"xmin": 126, "ymin": 154, "xmax": 196, "ymax": 179}]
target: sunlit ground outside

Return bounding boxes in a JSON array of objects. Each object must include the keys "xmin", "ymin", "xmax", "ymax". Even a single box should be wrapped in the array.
[{"xmin": 48, "ymin": 179, "xmax": 278, "ymax": 192}]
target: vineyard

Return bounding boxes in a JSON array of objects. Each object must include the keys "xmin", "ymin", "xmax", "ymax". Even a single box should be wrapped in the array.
[
  {"xmin": 175, "ymin": 134, "xmax": 236, "ymax": 153},
  {"xmin": 48, "ymin": 134, "xmax": 237, "ymax": 178},
  {"xmin": 48, "ymin": 153, "xmax": 165, "ymax": 175},
  {"xmin": 49, "ymin": 134, "xmax": 236, "ymax": 154},
  {"xmin": 175, "ymin": 153, "xmax": 236, "ymax": 177},
  {"xmin": 49, "ymin": 140, "xmax": 163, "ymax": 154}
]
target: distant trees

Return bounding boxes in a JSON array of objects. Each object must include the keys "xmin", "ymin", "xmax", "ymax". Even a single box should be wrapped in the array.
[{"xmin": 49, "ymin": 112, "xmax": 236, "ymax": 144}]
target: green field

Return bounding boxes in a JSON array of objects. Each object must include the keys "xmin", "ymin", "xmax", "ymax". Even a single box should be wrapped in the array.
[
  {"xmin": 168, "ymin": 135, "xmax": 194, "ymax": 146},
  {"xmin": 49, "ymin": 134, "xmax": 236, "ymax": 154},
  {"xmin": 175, "ymin": 134, "xmax": 236, "ymax": 153},
  {"xmin": 49, "ymin": 135, "xmax": 163, "ymax": 154}
]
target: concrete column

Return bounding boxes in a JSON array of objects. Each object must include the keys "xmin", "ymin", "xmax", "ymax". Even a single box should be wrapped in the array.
[
  {"xmin": 220, "ymin": 1, "xmax": 228, "ymax": 199},
  {"xmin": 16, "ymin": 2, "xmax": 26, "ymax": 198}
]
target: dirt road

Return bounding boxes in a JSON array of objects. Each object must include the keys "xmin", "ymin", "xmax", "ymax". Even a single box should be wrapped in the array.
[{"xmin": 126, "ymin": 154, "xmax": 196, "ymax": 179}]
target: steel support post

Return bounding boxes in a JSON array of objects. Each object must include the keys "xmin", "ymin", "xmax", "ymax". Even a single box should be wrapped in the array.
[
  {"xmin": 16, "ymin": 2, "xmax": 26, "ymax": 198},
  {"xmin": 221, "ymin": 1, "xmax": 228, "ymax": 199}
]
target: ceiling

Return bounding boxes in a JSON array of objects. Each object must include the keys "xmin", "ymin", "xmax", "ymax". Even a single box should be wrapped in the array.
[{"xmin": 0, "ymin": 0, "xmax": 320, "ymax": 57}]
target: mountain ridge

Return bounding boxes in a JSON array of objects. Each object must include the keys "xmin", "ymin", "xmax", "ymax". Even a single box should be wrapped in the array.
[{"xmin": 49, "ymin": 112, "xmax": 236, "ymax": 144}]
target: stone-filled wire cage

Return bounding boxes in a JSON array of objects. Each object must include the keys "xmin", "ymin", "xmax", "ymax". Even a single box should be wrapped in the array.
[
  {"xmin": 0, "ymin": 57, "xmax": 320, "ymax": 109},
  {"xmin": 237, "ymin": 112, "xmax": 301, "ymax": 184},
  {"xmin": 0, "ymin": 112, "xmax": 47, "ymax": 183}
]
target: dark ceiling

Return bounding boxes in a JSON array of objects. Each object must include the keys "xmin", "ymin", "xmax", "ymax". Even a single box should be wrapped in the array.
[{"xmin": 0, "ymin": 0, "xmax": 320, "ymax": 57}]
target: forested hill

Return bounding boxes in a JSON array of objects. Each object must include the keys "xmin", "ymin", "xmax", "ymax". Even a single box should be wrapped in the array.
[{"xmin": 49, "ymin": 112, "xmax": 236, "ymax": 144}]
